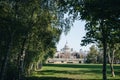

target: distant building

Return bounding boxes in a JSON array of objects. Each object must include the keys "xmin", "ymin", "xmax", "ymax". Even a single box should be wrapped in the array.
[{"xmin": 47, "ymin": 42, "xmax": 85, "ymax": 64}]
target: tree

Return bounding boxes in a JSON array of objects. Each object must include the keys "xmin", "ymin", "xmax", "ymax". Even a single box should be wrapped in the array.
[
  {"xmin": 107, "ymin": 43, "xmax": 120, "ymax": 77},
  {"xmin": 58, "ymin": 0, "xmax": 120, "ymax": 80},
  {"xmin": 0, "ymin": 0, "xmax": 70, "ymax": 80},
  {"xmin": 86, "ymin": 45, "xmax": 98, "ymax": 63},
  {"xmin": 114, "ymin": 44, "xmax": 120, "ymax": 64},
  {"xmin": 0, "ymin": 1, "xmax": 23, "ymax": 79}
]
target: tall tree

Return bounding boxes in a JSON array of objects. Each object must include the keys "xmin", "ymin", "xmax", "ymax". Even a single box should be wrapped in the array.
[{"xmin": 58, "ymin": 0, "xmax": 120, "ymax": 80}]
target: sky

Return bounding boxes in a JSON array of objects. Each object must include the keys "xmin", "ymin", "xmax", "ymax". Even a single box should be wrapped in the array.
[{"xmin": 56, "ymin": 20, "xmax": 92, "ymax": 52}]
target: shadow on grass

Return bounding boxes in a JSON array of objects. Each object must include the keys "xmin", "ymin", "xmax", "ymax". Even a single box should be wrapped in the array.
[
  {"xmin": 26, "ymin": 76, "xmax": 75, "ymax": 80},
  {"xmin": 37, "ymin": 69, "xmax": 102, "ymax": 75},
  {"xmin": 27, "ymin": 64, "xmax": 120, "ymax": 80},
  {"xmin": 41, "ymin": 64, "xmax": 120, "ymax": 76},
  {"xmin": 43, "ymin": 64, "xmax": 102, "ymax": 69},
  {"xmin": 44, "ymin": 64, "xmax": 120, "ymax": 71}
]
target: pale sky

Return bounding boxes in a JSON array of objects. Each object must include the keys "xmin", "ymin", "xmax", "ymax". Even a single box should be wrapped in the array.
[{"xmin": 56, "ymin": 20, "xmax": 92, "ymax": 52}]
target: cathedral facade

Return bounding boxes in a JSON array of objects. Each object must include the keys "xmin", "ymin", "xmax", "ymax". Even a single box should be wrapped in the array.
[{"xmin": 47, "ymin": 42, "xmax": 85, "ymax": 64}]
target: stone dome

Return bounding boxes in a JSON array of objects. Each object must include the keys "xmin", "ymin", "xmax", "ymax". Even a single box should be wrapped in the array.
[{"xmin": 63, "ymin": 42, "xmax": 70, "ymax": 52}]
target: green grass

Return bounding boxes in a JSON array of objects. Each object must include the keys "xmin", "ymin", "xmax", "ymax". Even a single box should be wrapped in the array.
[{"xmin": 26, "ymin": 64, "xmax": 120, "ymax": 80}]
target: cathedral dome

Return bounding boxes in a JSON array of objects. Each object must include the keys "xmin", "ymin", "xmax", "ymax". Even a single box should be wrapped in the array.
[{"xmin": 63, "ymin": 42, "xmax": 70, "ymax": 52}]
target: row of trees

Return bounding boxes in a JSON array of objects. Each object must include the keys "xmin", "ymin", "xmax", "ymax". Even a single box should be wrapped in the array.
[
  {"xmin": 86, "ymin": 45, "xmax": 120, "ymax": 64},
  {"xmin": 0, "ymin": 0, "xmax": 71, "ymax": 80},
  {"xmin": 86, "ymin": 44, "xmax": 120, "ymax": 77}
]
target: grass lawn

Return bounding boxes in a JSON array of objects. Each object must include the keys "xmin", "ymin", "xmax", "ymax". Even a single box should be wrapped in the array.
[{"xmin": 26, "ymin": 64, "xmax": 120, "ymax": 80}]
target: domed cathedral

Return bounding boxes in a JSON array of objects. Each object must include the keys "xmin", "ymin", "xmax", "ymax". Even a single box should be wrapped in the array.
[
  {"xmin": 47, "ymin": 42, "xmax": 85, "ymax": 64},
  {"xmin": 63, "ymin": 42, "xmax": 71, "ymax": 52},
  {"xmin": 60, "ymin": 42, "xmax": 71, "ymax": 59}
]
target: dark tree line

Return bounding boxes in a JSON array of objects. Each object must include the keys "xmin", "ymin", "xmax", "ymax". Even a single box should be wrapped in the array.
[{"xmin": 0, "ymin": 0, "xmax": 71, "ymax": 80}]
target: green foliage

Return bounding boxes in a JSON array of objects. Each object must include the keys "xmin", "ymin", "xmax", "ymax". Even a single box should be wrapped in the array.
[
  {"xmin": 5, "ymin": 62, "xmax": 18, "ymax": 80},
  {"xmin": 0, "ymin": 0, "xmax": 66, "ymax": 79},
  {"xmin": 86, "ymin": 45, "xmax": 98, "ymax": 63},
  {"xmin": 58, "ymin": 0, "xmax": 120, "ymax": 79},
  {"xmin": 58, "ymin": 0, "xmax": 120, "ymax": 45}
]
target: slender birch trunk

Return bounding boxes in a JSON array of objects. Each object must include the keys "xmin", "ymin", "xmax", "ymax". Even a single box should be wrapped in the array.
[
  {"xmin": 108, "ymin": 48, "xmax": 115, "ymax": 77},
  {"xmin": 18, "ymin": 37, "xmax": 27, "ymax": 80}
]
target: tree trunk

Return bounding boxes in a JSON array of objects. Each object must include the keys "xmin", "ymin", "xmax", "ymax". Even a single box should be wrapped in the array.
[
  {"xmin": 37, "ymin": 61, "xmax": 42, "ymax": 70},
  {"xmin": 28, "ymin": 64, "xmax": 33, "ymax": 75},
  {"xmin": 111, "ymin": 50, "xmax": 115, "ymax": 77},
  {"xmin": 18, "ymin": 49, "xmax": 26, "ymax": 80},
  {"xmin": 18, "ymin": 38, "xmax": 27, "ymax": 80},
  {"xmin": 101, "ymin": 20, "xmax": 107, "ymax": 80},
  {"xmin": 0, "ymin": 35, "xmax": 13, "ymax": 80},
  {"xmin": 111, "ymin": 63, "xmax": 115, "ymax": 77},
  {"xmin": 102, "ymin": 39, "xmax": 107, "ymax": 80},
  {"xmin": 108, "ymin": 49, "xmax": 115, "ymax": 77}
]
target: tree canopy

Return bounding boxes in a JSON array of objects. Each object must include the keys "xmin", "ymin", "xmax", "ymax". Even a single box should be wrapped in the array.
[
  {"xmin": 0, "ymin": 0, "xmax": 70, "ymax": 80},
  {"xmin": 58, "ymin": 0, "xmax": 120, "ymax": 80}
]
